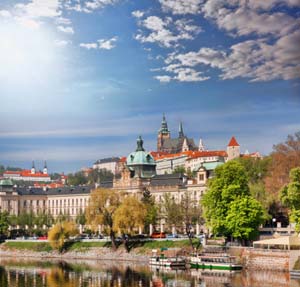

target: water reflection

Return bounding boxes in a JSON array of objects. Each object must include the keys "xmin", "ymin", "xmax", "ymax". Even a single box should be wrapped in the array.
[{"xmin": 0, "ymin": 258, "xmax": 300, "ymax": 287}]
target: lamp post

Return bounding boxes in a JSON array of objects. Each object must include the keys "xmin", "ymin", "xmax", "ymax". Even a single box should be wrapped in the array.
[{"xmin": 272, "ymin": 218, "xmax": 276, "ymax": 235}]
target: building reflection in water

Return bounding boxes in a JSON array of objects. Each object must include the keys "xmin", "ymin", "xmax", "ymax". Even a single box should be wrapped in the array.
[{"xmin": 0, "ymin": 259, "xmax": 300, "ymax": 287}]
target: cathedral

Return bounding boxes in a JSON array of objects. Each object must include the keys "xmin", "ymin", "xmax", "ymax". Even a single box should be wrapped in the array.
[{"xmin": 157, "ymin": 114, "xmax": 197, "ymax": 153}]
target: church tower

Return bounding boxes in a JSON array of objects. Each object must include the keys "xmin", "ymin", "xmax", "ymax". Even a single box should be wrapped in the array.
[
  {"xmin": 43, "ymin": 161, "xmax": 48, "ymax": 174},
  {"xmin": 31, "ymin": 161, "xmax": 36, "ymax": 174},
  {"xmin": 227, "ymin": 136, "xmax": 240, "ymax": 160},
  {"xmin": 157, "ymin": 114, "xmax": 170, "ymax": 152}
]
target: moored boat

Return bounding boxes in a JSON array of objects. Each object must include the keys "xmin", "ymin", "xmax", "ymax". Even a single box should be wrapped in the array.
[
  {"xmin": 149, "ymin": 256, "xmax": 186, "ymax": 268},
  {"xmin": 149, "ymin": 249, "xmax": 186, "ymax": 268},
  {"xmin": 189, "ymin": 254, "xmax": 242, "ymax": 271}
]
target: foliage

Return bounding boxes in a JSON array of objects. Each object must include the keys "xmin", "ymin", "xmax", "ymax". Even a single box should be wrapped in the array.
[
  {"xmin": 172, "ymin": 166, "xmax": 186, "ymax": 174},
  {"xmin": 0, "ymin": 212, "xmax": 9, "ymax": 236},
  {"xmin": 85, "ymin": 188, "xmax": 122, "ymax": 250},
  {"xmin": 67, "ymin": 171, "xmax": 88, "ymax": 186},
  {"xmin": 226, "ymin": 196, "xmax": 266, "ymax": 241},
  {"xmin": 88, "ymin": 168, "xmax": 114, "ymax": 184},
  {"xmin": 141, "ymin": 188, "xmax": 158, "ymax": 233},
  {"xmin": 202, "ymin": 161, "xmax": 265, "ymax": 243},
  {"xmin": 280, "ymin": 167, "xmax": 300, "ymax": 232},
  {"xmin": 265, "ymin": 132, "xmax": 300, "ymax": 200},
  {"xmin": 76, "ymin": 211, "xmax": 86, "ymax": 225},
  {"xmin": 113, "ymin": 196, "xmax": 146, "ymax": 235},
  {"xmin": 48, "ymin": 221, "xmax": 77, "ymax": 252},
  {"xmin": 50, "ymin": 173, "xmax": 62, "ymax": 180},
  {"xmin": 160, "ymin": 192, "xmax": 202, "ymax": 247},
  {"xmin": 236, "ymin": 157, "xmax": 271, "ymax": 184}
]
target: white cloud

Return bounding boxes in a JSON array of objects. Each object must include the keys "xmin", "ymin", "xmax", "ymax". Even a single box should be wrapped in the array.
[
  {"xmin": 201, "ymin": 0, "xmax": 299, "ymax": 37},
  {"xmin": 79, "ymin": 42, "xmax": 98, "ymax": 49},
  {"xmin": 132, "ymin": 10, "xmax": 144, "ymax": 18},
  {"xmin": 135, "ymin": 15, "xmax": 200, "ymax": 48},
  {"xmin": 65, "ymin": 0, "xmax": 119, "ymax": 13},
  {"xmin": 98, "ymin": 36, "xmax": 117, "ymax": 50},
  {"xmin": 159, "ymin": 0, "xmax": 202, "ymax": 15},
  {"xmin": 55, "ymin": 17, "xmax": 71, "ymax": 25},
  {"xmin": 57, "ymin": 25, "xmax": 74, "ymax": 34},
  {"xmin": 79, "ymin": 37, "xmax": 117, "ymax": 50},
  {"xmin": 154, "ymin": 75, "xmax": 172, "ymax": 82},
  {"xmin": 0, "ymin": 10, "xmax": 12, "ymax": 18},
  {"xmin": 15, "ymin": 0, "xmax": 61, "ymax": 18},
  {"xmin": 54, "ymin": 39, "xmax": 70, "ymax": 47}
]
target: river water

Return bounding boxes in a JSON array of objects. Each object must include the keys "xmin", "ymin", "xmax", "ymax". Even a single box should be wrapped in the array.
[{"xmin": 0, "ymin": 258, "xmax": 300, "ymax": 287}]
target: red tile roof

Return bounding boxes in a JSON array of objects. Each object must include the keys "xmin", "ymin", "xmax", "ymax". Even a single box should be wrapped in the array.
[
  {"xmin": 228, "ymin": 136, "xmax": 239, "ymax": 147},
  {"xmin": 4, "ymin": 170, "xmax": 50, "ymax": 177}
]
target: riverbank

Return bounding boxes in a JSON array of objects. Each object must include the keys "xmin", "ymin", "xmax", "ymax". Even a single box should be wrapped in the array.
[{"xmin": 0, "ymin": 240, "xmax": 193, "ymax": 263}]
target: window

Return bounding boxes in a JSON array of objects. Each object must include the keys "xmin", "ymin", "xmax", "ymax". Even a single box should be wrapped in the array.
[{"xmin": 199, "ymin": 174, "xmax": 204, "ymax": 181}]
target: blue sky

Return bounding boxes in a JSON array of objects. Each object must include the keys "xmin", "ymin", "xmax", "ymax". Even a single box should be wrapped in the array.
[{"xmin": 0, "ymin": 0, "xmax": 299, "ymax": 173}]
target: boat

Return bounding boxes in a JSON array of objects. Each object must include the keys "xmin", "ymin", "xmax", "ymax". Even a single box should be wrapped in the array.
[
  {"xmin": 149, "ymin": 249, "xmax": 186, "ymax": 268},
  {"xmin": 189, "ymin": 253, "xmax": 242, "ymax": 271}
]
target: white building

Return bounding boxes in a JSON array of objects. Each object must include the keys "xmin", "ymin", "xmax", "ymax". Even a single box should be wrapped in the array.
[{"xmin": 92, "ymin": 157, "xmax": 120, "ymax": 175}]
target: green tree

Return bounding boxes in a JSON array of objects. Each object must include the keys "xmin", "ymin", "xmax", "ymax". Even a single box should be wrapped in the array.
[
  {"xmin": 141, "ymin": 188, "xmax": 158, "ymax": 234},
  {"xmin": 67, "ymin": 171, "xmax": 88, "ymax": 186},
  {"xmin": 0, "ymin": 212, "xmax": 9, "ymax": 237},
  {"xmin": 85, "ymin": 188, "xmax": 122, "ymax": 250},
  {"xmin": 160, "ymin": 193, "xmax": 182, "ymax": 229},
  {"xmin": 226, "ymin": 196, "xmax": 266, "ymax": 243},
  {"xmin": 202, "ymin": 161, "xmax": 265, "ymax": 243},
  {"xmin": 48, "ymin": 221, "xmax": 77, "ymax": 252},
  {"xmin": 280, "ymin": 167, "xmax": 300, "ymax": 232},
  {"xmin": 88, "ymin": 168, "xmax": 114, "ymax": 184},
  {"xmin": 113, "ymin": 196, "xmax": 146, "ymax": 251},
  {"xmin": 76, "ymin": 210, "xmax": 86, "ymax": 225},
  {"xmin": 173, "ymin": 166, "xmax": 186, "ymax": 174},
  {"xmin": 179, "ymin": 192, "xmax": 203, "ymax": 246}
]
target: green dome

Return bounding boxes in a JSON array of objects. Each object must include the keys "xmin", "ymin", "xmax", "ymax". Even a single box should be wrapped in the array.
[
  {"xmin": 126, "ymin": 136, "xmax": 156, "ymax": 166},
  {"xmin": 0, "ymin": 178, "xmax": 13, "ymax": 186}
]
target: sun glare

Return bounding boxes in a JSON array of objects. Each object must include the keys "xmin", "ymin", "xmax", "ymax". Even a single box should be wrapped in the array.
[{"xmin": 0, "ymin": 20, "xmax": 61, "ymax": 86}]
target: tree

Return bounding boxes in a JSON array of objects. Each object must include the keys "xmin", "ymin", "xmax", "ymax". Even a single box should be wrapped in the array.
[
  {"xmin": 0, "ymin": 212, "xmax": 9, "ymax": 238},
  {"xmin": 265, "ymin": 132, "xmax": 300, "ymax": 200},
  {"xmin": 173, "ymin": 166, "xmax": 186, "ymax": 174},
  {"xmin": 67, "ymin": 171, "xmax": 88, "ymax": 186},
  {"xmin": 179, "ymin": 192, "xmax": 203, "ymax": 246},
  {"xmin": 280, "ymin": 167, "xmax": 300, "ymax": 232},
  {"xmin": 141, "ymin": 188, "xmax": 158, "ymax": 234},
  {"xmin": 76, "ymin": 211, "xmax": 86, "ymax": 226},
  {"xmin": 88, "ymin": 168, "xmax": 114, "ymax": 184},
  {"xmin": 48, "ymin": 221, "xmax": 77, "ymax": 252},
  {"xmin": 85, "ymin": 188, "xmax": 122, "ymax": 250},
  {"xmin": 160, "ymin": 193, "xmax": 182, "ymax": 229},
  {"xmin": 202, "ymin": 161, "xmax": 265, "ymax": 243},
  {"xmin": 226, "ymin": 196, "xmax": 266, "ymax": 243},
  {"xmin": 113, "ymin": 196, "xmax": 146, "ymax": 251}
]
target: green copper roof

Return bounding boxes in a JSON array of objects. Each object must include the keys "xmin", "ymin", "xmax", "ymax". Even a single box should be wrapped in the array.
[
  {"xmin": 126, "ymin": 136, "xmax": 156, "ymax": 166},
  {"xmin": 0, "ymin": 178, "xmax": 14, "ymax": 186},
  {"xmin": 194, "ymin": 161, "xmax": 224, "ymax": 171},
  {"xmin": 158, "ymin": 113, "xmax": 170, "ymax": 134}
]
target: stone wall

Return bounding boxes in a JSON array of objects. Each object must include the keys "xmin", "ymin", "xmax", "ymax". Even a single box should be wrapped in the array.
[{"xmin": 228, "ymin": 247, "xmax": 290, "ymax": 271}]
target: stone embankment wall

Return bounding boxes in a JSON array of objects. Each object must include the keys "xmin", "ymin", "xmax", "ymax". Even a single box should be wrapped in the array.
[{"xmin": 228, "ymin": 247, "xmax": 290, "ymax": 271}]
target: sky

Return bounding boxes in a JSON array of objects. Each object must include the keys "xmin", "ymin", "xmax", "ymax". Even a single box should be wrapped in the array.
[{"xmin": 0, "ymin": 0, "xmax": 299, "ymax": 173}]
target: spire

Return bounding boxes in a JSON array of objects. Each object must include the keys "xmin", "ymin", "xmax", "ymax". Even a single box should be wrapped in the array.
[
  {"xmin": 198, "ymin": 138, "xmax": 205, "ymax": 151},
  {"xmin": 136, "ymin": 135, "xmax": 145, "ymax": 152},
  {"xmin": 159, "ymin": 113, "xmax": 169, "ymax": 134},
  {"xmin": 179, "ymin": 121, "xmax": 184, "ymax": 138},
  {"xmin": 44, "ymin": 161, "xmax": 47, "ymax": 168},
  {"xmin": 32, "ymin": 161, "xmax": 35, "ymax": 168}
]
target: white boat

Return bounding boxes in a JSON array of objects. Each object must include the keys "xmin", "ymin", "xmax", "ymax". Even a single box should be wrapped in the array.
[
  {"xmin": 189, "ymin": 254, "xmax": 242, "ymax": 271},
  {"xmin": 149, "ymin": 256, "xmax": 186, "ymax": 268},
  {"xmin": 149, "ymin": 249, "xmax": 186, "ymax": 268}
]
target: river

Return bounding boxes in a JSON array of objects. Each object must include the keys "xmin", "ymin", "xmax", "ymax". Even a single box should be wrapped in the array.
[{"xmin": 0, "ymin": 258, "xmax": 300, "ymax": 287}]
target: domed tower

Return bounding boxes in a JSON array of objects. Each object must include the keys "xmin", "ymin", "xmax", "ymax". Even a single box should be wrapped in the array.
[
  {"xmin": 127, "ymin": 136, "xmax": 156, "ymax": 178},
  {"xmin": 157, "ymin": 114, "xmax": 170, "ymax": 152}
]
